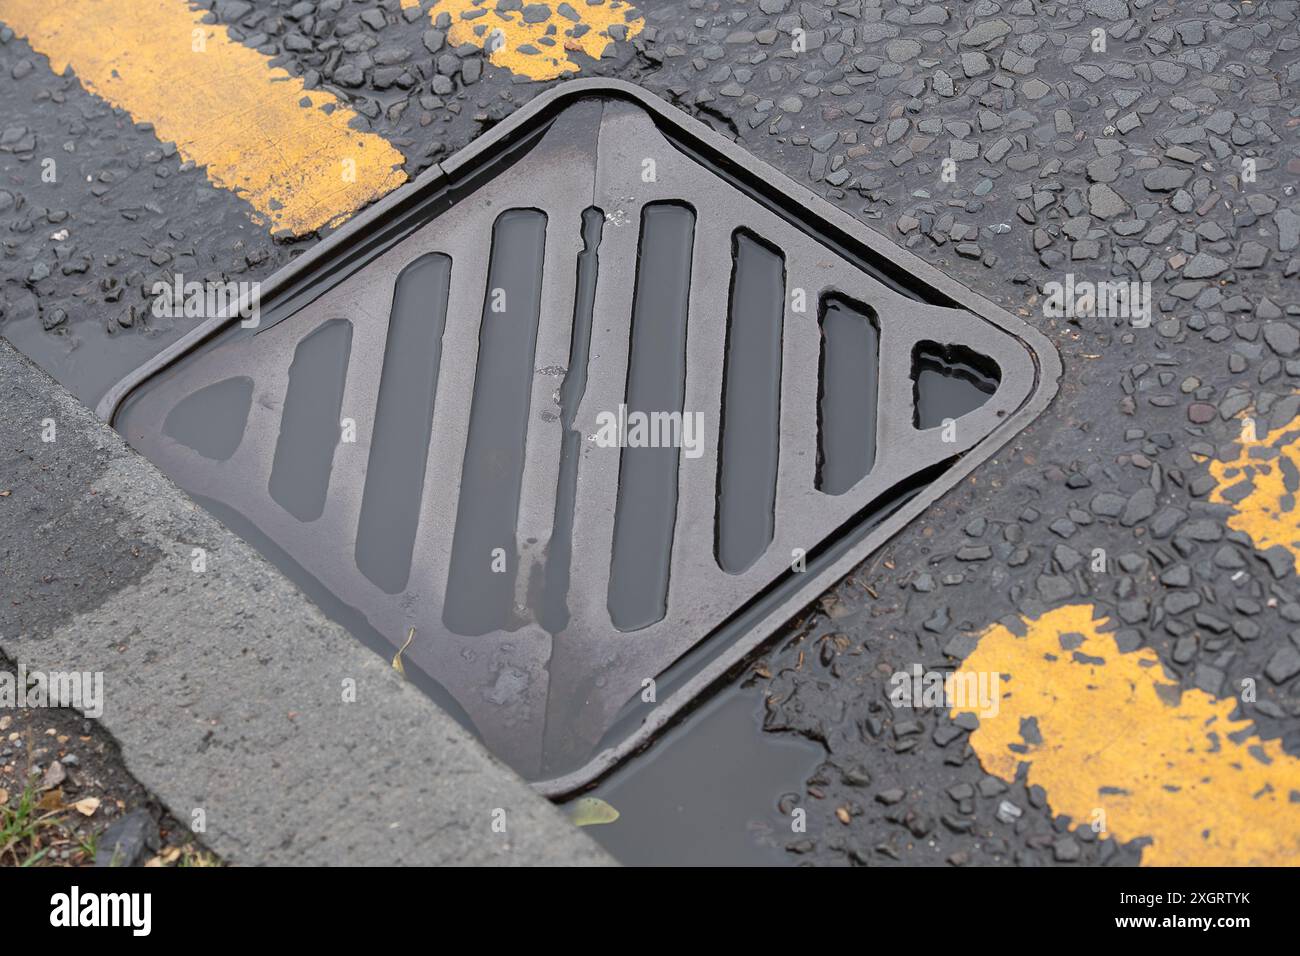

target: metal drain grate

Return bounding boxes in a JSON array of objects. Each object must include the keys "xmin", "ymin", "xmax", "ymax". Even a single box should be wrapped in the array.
[{"xmin": 102, "ymin": 80, "xmax": 1059, "ymax": 794}]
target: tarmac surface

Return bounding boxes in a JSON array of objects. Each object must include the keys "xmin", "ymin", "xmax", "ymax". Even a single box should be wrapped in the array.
[{"xmin": 2, "ymin": 0, "xmax": 1299, "ymax": 866}]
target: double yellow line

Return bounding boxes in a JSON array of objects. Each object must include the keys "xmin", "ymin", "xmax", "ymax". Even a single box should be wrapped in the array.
[
  {"xmin": 959, "ymin": 604, "xmax": 1300, "ymax": 866},
  {"xmin": 0, "ymin": 0, "xmax": 407, "ymax": 236},
  {"xmin": 0, "ymin": 0, "xmax": 643, "ymax": 234}
]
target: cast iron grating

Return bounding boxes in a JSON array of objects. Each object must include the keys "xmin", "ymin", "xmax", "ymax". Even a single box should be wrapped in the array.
[{"xmin": 102, "ymin": 80, "xmax": 1059, "ymax": 795}]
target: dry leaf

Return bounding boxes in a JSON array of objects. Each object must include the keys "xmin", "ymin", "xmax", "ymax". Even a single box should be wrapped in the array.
[
  {"xmin": 73, "ymin": 796, "xmax": 101, "ymax": 817},
  {"xmin": 37, "ymin": 789, "xmax": 65, "ymax": 812},
  {"xmin": 41, "ymin": 761, "xmax": 66, "ymax": 790},
  {"xmin": 568, "ymin": 796, "xmax": 619, "ymax": 827},
  {"xmin": 0, "ymin": 788, "xmax": 9, "ymax": 805},
  {"xmin": 392, "ymin": 627, "xmax": 415, "ymax": 678}
]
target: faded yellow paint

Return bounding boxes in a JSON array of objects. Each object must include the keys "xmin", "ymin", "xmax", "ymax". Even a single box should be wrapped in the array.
[
  {"xmin": 433, "ymin": 0, "xmax": 642, "ymax": 81},
  {"xmin": 0, "ymin": 0, "xmax": 407, "ymax": 235},
  {"xmin": 955, "ymin": 604, "xmax": 1300, "ymax": 866},
  {"xmin": 1207, "ymin": 415, "xmax": 1300, "ymax": 574}
]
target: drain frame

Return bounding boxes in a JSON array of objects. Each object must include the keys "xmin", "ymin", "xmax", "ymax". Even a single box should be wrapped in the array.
[{"xmin": 99, "ymin": 79, "xmax": 1061, "ymax": 798}]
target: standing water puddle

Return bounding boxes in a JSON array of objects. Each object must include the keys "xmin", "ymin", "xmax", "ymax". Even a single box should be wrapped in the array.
[{"xmin": 576, "ymin": 684, "xmax": 824, "ymax": 866}]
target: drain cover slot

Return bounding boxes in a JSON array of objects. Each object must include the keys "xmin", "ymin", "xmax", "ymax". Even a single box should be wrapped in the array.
[{"xmin": 106, "ymin": 80, "xmax": 1059, "ymax": 794}]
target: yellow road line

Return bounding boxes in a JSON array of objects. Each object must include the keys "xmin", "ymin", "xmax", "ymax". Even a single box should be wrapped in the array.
[
  {"xmin": 955, "ymin": 604, "xmax": 1299, "ymax": 865},
  {"xmin": 1207, "ymin": 413, "xmax": 1300, "ymax": 573},
  {"xmin": 0, "ymin": 0, "xmax": 407, "ymax": 236},
  {"xmin": 432, "ymin": 0, "xmax": 642, "ymax": 81}
]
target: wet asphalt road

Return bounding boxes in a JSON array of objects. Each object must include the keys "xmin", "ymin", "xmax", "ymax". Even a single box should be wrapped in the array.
[{"xmin": 3, "ymin": 0, "xmax": 1299, "ymax": 866}]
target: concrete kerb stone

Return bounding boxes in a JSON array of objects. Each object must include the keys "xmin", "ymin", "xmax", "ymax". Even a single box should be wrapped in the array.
[{"xmin": 0, "ymin": 338, "xmax": 613, "ymax": 866}]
